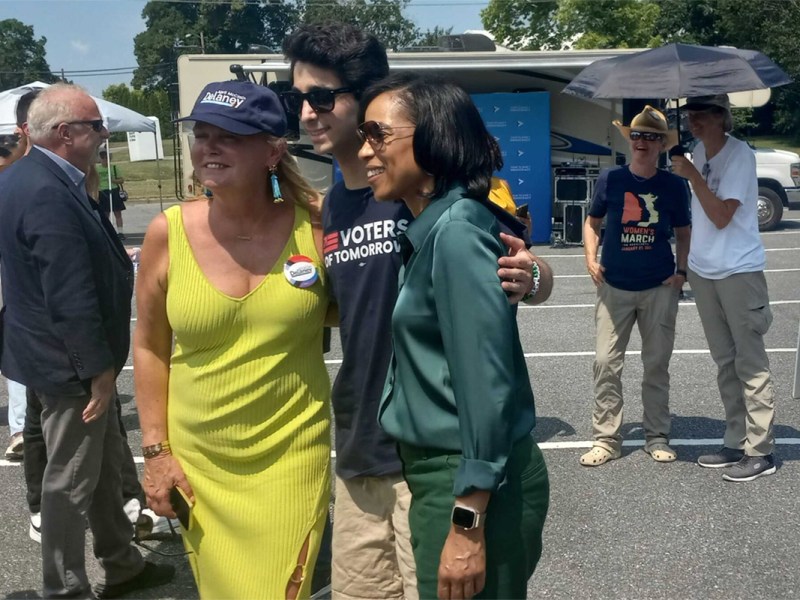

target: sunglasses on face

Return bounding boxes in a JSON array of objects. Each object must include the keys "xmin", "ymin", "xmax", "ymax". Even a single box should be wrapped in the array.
[
  {"xmin": 281, "ymin": 87, "xmax": 353, "ymax": 116},
  {"xmin": 51, "ymin": 119, "xmax": 106, "ymax": 133},
  {"xmin": 0, "ymin": 133, "xmax": 21, "ymax": 149},
  {"xmin": 629, "ymin": 131, "xmax": 663, "ymax": 142},
  {"xmin": 356, "ymin": 121, "xmax": 415, "ymax": 150}
]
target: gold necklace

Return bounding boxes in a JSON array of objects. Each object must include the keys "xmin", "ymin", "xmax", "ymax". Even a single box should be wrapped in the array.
[{"xmin": 209, "ymin": 197, "xmax": 269, "ymax": 241}]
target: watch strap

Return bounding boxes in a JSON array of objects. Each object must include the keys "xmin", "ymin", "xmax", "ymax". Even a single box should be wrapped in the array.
[
  {"xmin": 451, "ymin": 504, "xmax": 484, "ymax": 530},
  {"xmin": 141, "ymin": 440, "xmax": 171, "ymax": 459}
]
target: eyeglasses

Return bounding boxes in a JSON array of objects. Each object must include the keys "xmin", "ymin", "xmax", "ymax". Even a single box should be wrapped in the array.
[
  {"xmin": 281, "ymin": 87, "xmax": 353, "ymax": 116},
  {"xmin": 357, "ymin": 121, "xmax": 415, "ymax": 150},
  {"xmin": 702, "ymin": 163, "xmax": 711, "ymax": 179},
  {"xmin": 629, "ymin": 131, "xmax": 663, "ymax": 142},
  {"xmin": 52, "ymin": 119, "xmax": 106, "ymax": 132},
  {"xmin": 0, "ymin": 133, "xmax": 21, "ymax": 148}
]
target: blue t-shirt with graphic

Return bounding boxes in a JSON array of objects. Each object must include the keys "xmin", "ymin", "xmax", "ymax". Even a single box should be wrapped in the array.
[
  {"xmin": 588, "ymin": 166, "xmax": 690, "ymax": 291},
  {"xmin": 323, "ymin": 182, "xmax": 413, "ymax": 479}
]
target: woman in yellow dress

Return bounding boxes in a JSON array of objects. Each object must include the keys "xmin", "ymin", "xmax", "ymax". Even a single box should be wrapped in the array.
[{"xmin": 134, "ymin": 81, "xmax": 331, "ymax": 599}]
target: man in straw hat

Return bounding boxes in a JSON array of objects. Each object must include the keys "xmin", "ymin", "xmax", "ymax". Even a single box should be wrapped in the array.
[
  {"xmin": 580, "ymin": 105, "xmax": 691, "ymax": 467},
  {"xmin": 671, "ymin": 94, "xmax": 776, "ymax": 482}
]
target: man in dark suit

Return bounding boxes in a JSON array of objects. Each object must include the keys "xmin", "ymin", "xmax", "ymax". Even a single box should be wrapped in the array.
[{"xmin": 0, "ymin": 84, "xmax": 173, "ymax": 599}]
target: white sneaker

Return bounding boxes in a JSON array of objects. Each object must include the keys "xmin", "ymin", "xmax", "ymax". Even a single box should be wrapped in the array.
[
  {"xmin": 123, "ymin": 498, "xmax": 142, "ymax": 524},
  {"xmin": 141, "ymin": 508, "xmax": 180, "ymax": 536},
  {"xmin": 30, "ymin": 513, "xmax": 41, "ymax": 544}
]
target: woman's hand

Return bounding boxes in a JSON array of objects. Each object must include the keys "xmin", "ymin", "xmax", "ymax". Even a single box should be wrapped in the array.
[
  {"xmin": 438, "ymin": 526, "xmax": 486, "ymax": 599},
  {"xmin": 142, "ymin": 453, "xmax": 193, "ymax": 518}
]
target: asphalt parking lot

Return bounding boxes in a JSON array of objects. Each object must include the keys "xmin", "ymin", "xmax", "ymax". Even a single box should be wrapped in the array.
[{"xmin": 1, "ymin": 202, "xmax": 798, "ymax": 599}]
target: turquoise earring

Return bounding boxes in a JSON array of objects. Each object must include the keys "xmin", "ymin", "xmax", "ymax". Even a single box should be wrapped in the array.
[{"xmin": 270, "ymin": 165, "xmax": 283, "ymax": 203}]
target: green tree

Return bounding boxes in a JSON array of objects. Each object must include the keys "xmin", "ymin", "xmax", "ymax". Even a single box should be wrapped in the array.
[
  {"xmin": 481, "ymin": 0, "xmax": 562, "ymax": 50},
  {"xmin": 0, "ymin": 19, "xmax": 56, "ymax": 89},
  {"xmin": 413, "ymin": 26, "xmax": 455, "ymax": 50},
  {"xmin": 301, "ymin": 0, "xmax": 419, "ymax": 50},
  {"xmin": 482, "ymin": 0, "xmax": 661, "ymax": 50},
  {"xmin": 557, "ymin": 0, "xmax": 662, "ymax": 49},
  {"xmin": 132, "ymin": 0, "xmax": 299, "ymax": 91}
]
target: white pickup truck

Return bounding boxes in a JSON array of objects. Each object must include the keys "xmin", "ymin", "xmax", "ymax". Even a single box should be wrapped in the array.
[{"xmin": 753, "ymin": 146, "xmax": 800, "ymax": 230}]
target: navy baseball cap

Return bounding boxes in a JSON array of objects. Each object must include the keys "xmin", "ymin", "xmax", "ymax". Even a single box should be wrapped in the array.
[{"xmin": 176, "ymin": 81, "xmax": 287, "ymax": 137}]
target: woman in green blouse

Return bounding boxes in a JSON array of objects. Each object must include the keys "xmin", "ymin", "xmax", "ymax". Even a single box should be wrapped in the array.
[{"xmin": 357, "ymin": 72, "xmax": 550, "ymax": 599}]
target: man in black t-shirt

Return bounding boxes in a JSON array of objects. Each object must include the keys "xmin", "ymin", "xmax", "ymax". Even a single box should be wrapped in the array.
[
  {"xmin": 579, "ymin": 106, "xmax": 691, "ymax": 468},
  {"xmin": 283, "ymin": 23, "xmax": 552, "ymax": 598}
]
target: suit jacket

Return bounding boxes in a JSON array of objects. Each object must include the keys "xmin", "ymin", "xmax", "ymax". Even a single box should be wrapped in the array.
[{"xmin": 0, "ymin": 147, "xmax": 133, "ymax": 396}]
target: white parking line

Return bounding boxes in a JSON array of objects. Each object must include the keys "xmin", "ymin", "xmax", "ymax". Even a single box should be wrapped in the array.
[
  {"xmin": 519, "ymin": 348, "xmax": 797, "ymax": 359},
  {"xmin": 520, "ymin": 299, "xmax": 800, "ymax": 309},
  {"xmin": 536, "ymin": 437, "xmax": 800, "ymax": 450},
  {"xmin": 538, "ymin": 246, "xmax": 800, "ymax": 258},
  {"xmin": 554, "ymin": 269, "xmax": 800, "ymax": 278},
  {"xmin": 4, "ymin": 436, "xmax": 796, "ymax": 466}
]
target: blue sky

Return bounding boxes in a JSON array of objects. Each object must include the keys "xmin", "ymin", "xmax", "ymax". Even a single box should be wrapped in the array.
[{"xmin": 1, "ymin": 0, "xmax": 487, "ymax": 96}]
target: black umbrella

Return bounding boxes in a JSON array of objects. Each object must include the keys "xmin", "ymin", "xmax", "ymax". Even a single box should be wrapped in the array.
[{"xmin": 562, "ymin": 43, "xmax": 791, "ymax": 100}]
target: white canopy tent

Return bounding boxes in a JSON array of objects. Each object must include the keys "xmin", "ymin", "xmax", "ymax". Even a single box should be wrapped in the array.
[{"xmin": 0, "ymin": 81, "xmax": 164, "ymax": 211}]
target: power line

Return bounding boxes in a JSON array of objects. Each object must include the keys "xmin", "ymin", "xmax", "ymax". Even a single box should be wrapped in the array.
[{"xmin": 0, "ymin": 63, "xmax": 173, "ymax": 77}]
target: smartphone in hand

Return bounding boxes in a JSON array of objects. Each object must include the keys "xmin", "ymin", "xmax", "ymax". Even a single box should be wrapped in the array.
[
  {"xmin": 169, "ymin": 486, "xmax": 194, "ymax": 530},
  {"xmin": 515, "ymin": 204, "xmax": 530, "ymax": 218}
]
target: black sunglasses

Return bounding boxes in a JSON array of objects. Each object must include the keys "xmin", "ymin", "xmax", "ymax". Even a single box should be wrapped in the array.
[
  {"xmin": 52, "ymin": 119, "xmax": 106, "ymax": 132},
  {"xmin": 281, "ymin": 87, "xmax": 353, "ymax": 116},
  {"xmin": 357, "ymin": 121, "xmax": 415, "ymax": 150},
  {"xmin": 629, "ymin": 131, "xmax": 663, "ymax": 142},
  {"xmin": 0, "ymin": 133, "xmax": 21, "ymax": 148}
]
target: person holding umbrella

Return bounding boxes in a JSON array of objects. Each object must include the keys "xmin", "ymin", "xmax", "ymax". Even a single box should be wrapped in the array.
[
  {"xmin": 579, "ymin": 106, "xmax": 691, "ymax": 467},
  {"xmin": 671, "ymin": 94, "xmax": 777, "ymax": 482}
]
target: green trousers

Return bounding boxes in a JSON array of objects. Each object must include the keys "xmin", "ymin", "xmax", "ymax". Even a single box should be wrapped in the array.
[{"xmin": 399, "ymin": 436, "xmax": 549, "ymax": 599}]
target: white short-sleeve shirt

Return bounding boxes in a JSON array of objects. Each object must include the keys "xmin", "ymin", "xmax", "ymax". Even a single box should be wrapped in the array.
[{"xmin": 689, "ymin": 135, "xmax": 765, "ymax": 279}]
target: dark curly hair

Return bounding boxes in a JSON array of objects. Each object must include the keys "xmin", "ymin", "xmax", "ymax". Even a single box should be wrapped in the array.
[{"xmin": 283, "ymin": 22, "xmax": 389, "ymax": 99}]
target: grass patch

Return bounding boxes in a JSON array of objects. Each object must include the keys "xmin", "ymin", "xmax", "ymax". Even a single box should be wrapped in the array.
[
  {"xmin": 105, "ymin": 141, "xmax": 179, "ymax": 203},
  {"xmin": 747, "ymin": 135, "xmax": 800, "ymax": 156}
]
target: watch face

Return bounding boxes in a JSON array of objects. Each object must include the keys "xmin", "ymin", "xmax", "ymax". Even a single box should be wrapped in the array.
[{"xmin": 452, "ymin": 506, "xmax": 477, "ymax": 529}]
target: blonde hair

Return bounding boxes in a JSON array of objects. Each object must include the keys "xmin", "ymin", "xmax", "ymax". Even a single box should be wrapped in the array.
[
  {"xmin": 85, "ymin": 163, "xmax": 100, "ymax": 200},
  {"xmin": 269, "ymin": 139, "xmax": 321, "ymax": 217}
]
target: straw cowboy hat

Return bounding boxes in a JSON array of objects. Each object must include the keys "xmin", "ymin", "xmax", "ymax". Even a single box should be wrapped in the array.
[{"xmin": 613, "ymin": 105, "xmax": 679, "ymax": 150}]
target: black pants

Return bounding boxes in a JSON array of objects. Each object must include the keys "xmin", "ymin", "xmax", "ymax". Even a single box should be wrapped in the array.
[{"xmin": 23, "ymin": 387, "xmax": 144, "ymax": 513}]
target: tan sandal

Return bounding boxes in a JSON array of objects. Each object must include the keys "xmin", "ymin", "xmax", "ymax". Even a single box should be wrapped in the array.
[
  {"xmin": 579, "ymin": 446, "xmax": 620, "ymax": 467},
  {"xmin": 646, "ymin": 443, "xmax": 677, "ymax": 463}
]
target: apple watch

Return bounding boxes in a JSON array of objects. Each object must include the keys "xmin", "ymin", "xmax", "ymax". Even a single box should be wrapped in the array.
[{"xmin": 451, "ymin": 505, "xmax": 484, "ymax": 530}]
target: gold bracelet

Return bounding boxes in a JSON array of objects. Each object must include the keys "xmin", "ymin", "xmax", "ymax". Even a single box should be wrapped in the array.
[{"xmin": 141, "ymin": 440, "xmax": 171, "ymax": 459}]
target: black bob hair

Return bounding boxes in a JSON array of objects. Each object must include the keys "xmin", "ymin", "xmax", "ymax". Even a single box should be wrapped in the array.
[
  {"xmin": 358, "ymin": 72, "xmax": 502, "ymax": 201},
  {"xmin": 283, "ymin": 22, "xmax": 389, "ymax": 99}
]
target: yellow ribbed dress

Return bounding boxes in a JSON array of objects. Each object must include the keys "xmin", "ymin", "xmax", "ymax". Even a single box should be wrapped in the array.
[{"xmin": 163, "ymin": 204, "xmax": 330, "ymax": 599}]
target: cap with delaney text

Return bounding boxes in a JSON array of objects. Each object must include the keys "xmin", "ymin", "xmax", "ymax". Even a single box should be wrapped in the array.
[{"xmin": 176, "ymin": 80, "xmax": 287, "ymax": 137}]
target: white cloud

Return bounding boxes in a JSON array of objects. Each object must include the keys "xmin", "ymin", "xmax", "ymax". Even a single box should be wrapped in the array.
[{"xmin": 71, "ymin": 40, "xmax": 90, "ymax": 54}]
